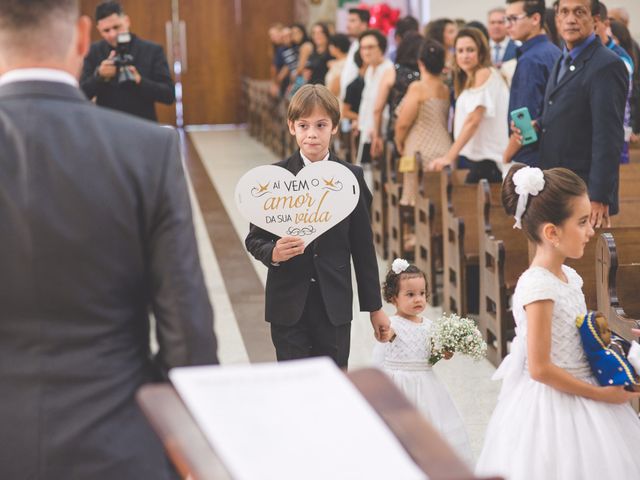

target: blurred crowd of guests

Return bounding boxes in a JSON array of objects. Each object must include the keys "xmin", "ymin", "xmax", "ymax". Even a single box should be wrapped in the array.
[{"xmin": 268, "ymin": 1, "xmax": 639, "ymax": 227}]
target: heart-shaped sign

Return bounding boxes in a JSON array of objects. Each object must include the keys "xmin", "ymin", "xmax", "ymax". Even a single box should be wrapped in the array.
[{"xmin": 235, "ymin": 161, "xmax": 360, "ymax": 246}]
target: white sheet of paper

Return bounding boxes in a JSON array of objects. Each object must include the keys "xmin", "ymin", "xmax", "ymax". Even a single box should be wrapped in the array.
[{"xmin": 170, "ymin": 358, "xmax": 427, "ymax": 480}]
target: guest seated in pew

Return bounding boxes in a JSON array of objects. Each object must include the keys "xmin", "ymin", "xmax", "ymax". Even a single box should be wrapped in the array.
[
  {"xmin": 429, "ymin": 28, "xmax": 509, "ymax": 184},
  {"xmin": 395, "ymin": 38, "xmax": 451, "ymax": 206},
  {"xmin": 476, "ymin": 164, "xmax": 640, "ymax": 479}
]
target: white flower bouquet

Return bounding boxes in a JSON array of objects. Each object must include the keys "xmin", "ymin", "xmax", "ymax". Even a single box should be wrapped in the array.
[{"xmin": 429, "ymin": 313, "xmax": 488, "ymax": 365}]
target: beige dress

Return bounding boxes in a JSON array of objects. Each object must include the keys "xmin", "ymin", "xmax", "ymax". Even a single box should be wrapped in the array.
[{"xmin": 400, "ymin": 98, "xmax": 451, "ymax": 205}]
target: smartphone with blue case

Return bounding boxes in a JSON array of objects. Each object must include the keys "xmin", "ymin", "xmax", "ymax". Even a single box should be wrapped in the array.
[{"xmin": 510, "ymin": 107, "xmax": 538, "ymax": 146}]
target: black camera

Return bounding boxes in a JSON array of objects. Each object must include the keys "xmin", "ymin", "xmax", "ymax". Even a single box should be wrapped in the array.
[{"xmin": 112, "ymin": 32, "xmax": 136, "ymax": 85}]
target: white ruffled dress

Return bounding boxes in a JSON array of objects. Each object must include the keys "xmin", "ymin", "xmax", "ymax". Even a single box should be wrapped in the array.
[
  {"xmin": 373, "ymin": 315, "xmax": 473, "ymax": 465},
  {"xmin": 476, "ymin": 266, "xmax": 640, "ymax": 479}
]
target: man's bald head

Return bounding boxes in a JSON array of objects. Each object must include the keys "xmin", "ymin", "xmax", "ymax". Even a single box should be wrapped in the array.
[{"xmin": 609, "ymin": 7, "xmax": 629, "ymax": 27}]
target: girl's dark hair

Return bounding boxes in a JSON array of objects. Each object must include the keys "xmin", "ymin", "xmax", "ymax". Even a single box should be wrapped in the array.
[
  {"xmin": 395, "ymin": 31, "xmax": 423, "ymax": 68},
  {"xmin": 418, "ymin": 38, "xmax": 445, "ymax": 75},
  {"xmin": 354, "ymin": 48, "xmax": 363, "ymax": 68},
  {"xmin": 544, "ymin": 8, "xmax": 561, "ymax": 47},
  {"xmin": 502, "ymin": 164, "xmax": 587, "ymax": 243},
  {"xmin": 312, "ymin": 22, "xmax": 330, "ymax": 46},
  {"xmin": 291, "ymin": 23, "xmax": 310, "ymax": 45},
  {"xmin": 382, "ymin": 264, "xmax": 429, "ymax": 303},
  {"xmin": 610, "ymin": 20, "xmax": 637, "ymax": 71},
  {"xmin": 395, "ymin": 15, "xmax": 419, "ymax": 39},
  {"xmin": 424, "ymin": 18, "xmax": 454, "ymax": 46},
  {"xmin": 96, "ymin": 1, "xmax": 123, "ymax": 22},
  {"xmin": 507, "ymin": 0, "xmax": 546, "ymax": 18},
  {"xmin": 329, "ymin": 33, "xmax": 351, "ymax": 54},
  {"xmin": 464, "ymin": 21, "xmax": 489, "ymax": 41}
]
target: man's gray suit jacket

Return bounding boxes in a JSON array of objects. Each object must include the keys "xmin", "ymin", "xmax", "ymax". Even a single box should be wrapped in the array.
[{"xmin": 0, "ymin": 80, "xmax": 218, "ymax": 479}]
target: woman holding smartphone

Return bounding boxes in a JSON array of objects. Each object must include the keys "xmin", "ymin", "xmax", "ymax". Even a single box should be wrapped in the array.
[{"xmin": 429, "ymin": 27, "xmax": 509, "ymax": 183}]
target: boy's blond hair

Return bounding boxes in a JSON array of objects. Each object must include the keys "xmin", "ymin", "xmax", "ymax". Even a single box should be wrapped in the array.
[{"xmin": 287, "ymin": 84, "xmax": 340, "ymax": 127}]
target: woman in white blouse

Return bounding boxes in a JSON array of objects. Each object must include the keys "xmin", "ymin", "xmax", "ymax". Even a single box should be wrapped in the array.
[{"xmin": 429, "ymin": 27, "xmax": 509, "ymax": 183}]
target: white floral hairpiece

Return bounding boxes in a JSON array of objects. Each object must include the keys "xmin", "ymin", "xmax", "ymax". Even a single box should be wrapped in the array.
[
  {"xmin": 511, "ymin": 166, "xmax": 545, "ymax": 229},
  {"xmin": 391, "ymin": 258, "xmax": 410, "ymax": 274}
]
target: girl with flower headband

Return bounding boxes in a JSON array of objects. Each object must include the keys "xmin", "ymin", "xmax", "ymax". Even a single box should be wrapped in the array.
[
  {"xmin": 476, "ymin": 165, "xmax": 640, "ymax": 479},
  {"xmin": 373, "ymin": 258, "xmax": 473, "ymax": 464}
]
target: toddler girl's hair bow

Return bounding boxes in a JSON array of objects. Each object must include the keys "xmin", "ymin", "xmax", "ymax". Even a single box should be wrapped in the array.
[
  {"xmin": 512, "ymin": 166, "xmax": 545, "ymax": 229},
  {"xmin": 391, "ymin": 258, "xmax": 410, "ymax": 274}
]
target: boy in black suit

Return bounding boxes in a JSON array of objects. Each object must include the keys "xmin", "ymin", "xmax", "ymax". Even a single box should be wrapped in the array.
[{"xmin": 246, "ymin": 84, "xmax": 390, "ymax": 368}]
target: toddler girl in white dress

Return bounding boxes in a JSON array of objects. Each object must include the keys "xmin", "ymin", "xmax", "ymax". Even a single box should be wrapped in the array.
[
  {"xmin": 476, "ymin": 165, "xmax": 640, "ymax": 479},
  {"xmin": 374, "ymin": 259, "xmax": 473, "ymax": 464}
]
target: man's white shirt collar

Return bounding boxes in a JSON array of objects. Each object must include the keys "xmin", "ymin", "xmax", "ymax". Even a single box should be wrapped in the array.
[
  {"xmin": 301, "ymin": 151, "xmax": 330, "ymax": 166},
  {"xmin": 0, "ymin": 68, "xmax": 79, "ymax": 88},
  {"xmin": 490, "ymin": 37, "xmax": 510, "ymax": 50}
]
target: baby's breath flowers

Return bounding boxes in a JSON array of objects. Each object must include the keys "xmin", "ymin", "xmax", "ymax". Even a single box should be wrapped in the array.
[{"xmin": 429, "ymin": 313, "xmax": 488, "ymax": 365}]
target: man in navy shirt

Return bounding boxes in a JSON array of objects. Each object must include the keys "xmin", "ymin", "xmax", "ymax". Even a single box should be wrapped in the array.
[{"xmin": 503, "ymin": 0, "xmax": 561, "ymax": 166}]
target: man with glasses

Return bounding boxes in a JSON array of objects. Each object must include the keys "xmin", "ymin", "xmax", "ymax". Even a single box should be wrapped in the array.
[
  {"xmin": 503, "ymin": 0, "xmax": 561, "ymax": 167},
  {"xmin": 488, "ymin": 7, "xmax": 518, "ymax": 67},
  {"xmin": 538, "ymin": 0, "xmax": 627, "ymax": 228}
]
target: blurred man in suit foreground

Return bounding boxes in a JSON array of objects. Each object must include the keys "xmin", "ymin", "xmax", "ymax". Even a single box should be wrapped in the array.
[{"xmin": 0, "ymin": 1, "xmax": 218, "ymax": 478}]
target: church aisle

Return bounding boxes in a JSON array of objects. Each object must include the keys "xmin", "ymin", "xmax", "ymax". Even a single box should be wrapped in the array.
[{"xmin": 186, "ymin": 127, "xmax": 500, "ymax": 458}]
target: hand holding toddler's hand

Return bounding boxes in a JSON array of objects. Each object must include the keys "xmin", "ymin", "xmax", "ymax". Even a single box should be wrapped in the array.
[
  {"xmin": 271, "ymin": 236, "xmax": 304, "ymax": 263},
  {"xmin": 371, "ymin": 309, "xmax": 391, "ymax": 342},
  {"xmin": 378, "ymin": 327, "xmax": 396, "ymax": 343}
]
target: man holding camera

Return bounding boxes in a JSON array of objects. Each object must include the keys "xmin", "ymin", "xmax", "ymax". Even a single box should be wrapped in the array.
[{"xmin": 80, "ymin": 1, "xmax": 175, "ymax": 121}]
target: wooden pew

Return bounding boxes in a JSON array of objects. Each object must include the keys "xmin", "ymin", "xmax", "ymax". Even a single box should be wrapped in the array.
[
  {"xmin": 386, "ymin": 143, "xmax": 415, "ymax": 262},
  {"xmin": 332, "ymin": 129, "xmax": 351, "ymax": 165},
  {"xmin": 596, "ymin": 229, "xmax": 640, "ymax": 340},
  {"xmin": 477, "ymin": 180, "xmax": 529, "ymax": 366},
  {"xmin": 349, "ymin": 130, "xmax": 360, "ymax": 165},
  {"xmin": 413, "ymin": 164, "xmax": 453, "ymax": 307},
  {"xmin": 256, "ymin": 81, "xmax": 272, "ymax": 148},
  {"xmin": 630, "ymin": 143, "xmax": 640, "ymax": 164},
  {"xmin": 372, "ymin": 140, "xmax": 391, "ymax": 260},
  {"xmin": 243, "ymin": 78, "xmax": 255, "ymax": 137},
  {"xmin": 523, "ymin": 225, "xmax": 640, "ymax": 309},
  {"xmin": 442, "ymin": 169, "xmax": 498, "ymax": 316},
  {"xmin": 273, "ymin": 98, "xmax": 289, "ymax": 158}
]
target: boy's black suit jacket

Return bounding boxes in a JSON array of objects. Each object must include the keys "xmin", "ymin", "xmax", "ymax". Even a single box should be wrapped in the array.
[{"xmin": 246, "ymin": 151, "xmax": 382, "ymax": 326}]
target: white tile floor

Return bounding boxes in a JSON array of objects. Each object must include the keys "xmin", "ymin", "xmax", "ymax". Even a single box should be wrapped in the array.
[{"xmin": 187, "ymin": 127, "xmax": 501, "ymax": 460}]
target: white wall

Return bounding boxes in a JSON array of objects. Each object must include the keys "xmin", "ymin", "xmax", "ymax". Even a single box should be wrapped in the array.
[{"xmin": 428, "ymin": 0, "xmax": 640, "ymax": 39}]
